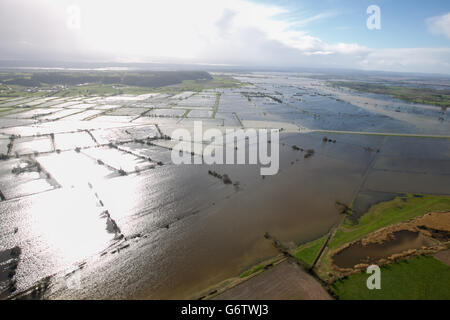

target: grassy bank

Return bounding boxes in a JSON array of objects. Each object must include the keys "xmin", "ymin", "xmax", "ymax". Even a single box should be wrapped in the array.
[
  {"xmin": 313, "ymin": 194, "xmax": 450, "ymax": 282},
  {"xmin": 240, "ymin": 264, "xmax": 266, "ymax": 278},
  {"xmin": 329, "ymin": 194, "xmax": 450, "ymax": 250},
  {"xmin": 239, "ymin": 256, "xmax": 285, "ymax": 278},
  {"xmin": 331, "ymin": 255, "xmax": 450, "ymax": 300},
  {"xmin": 294, "ymin": 234, "xmax": 328, "ymax": 267}
]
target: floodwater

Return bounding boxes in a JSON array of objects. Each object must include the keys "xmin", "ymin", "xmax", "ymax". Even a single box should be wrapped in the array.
[
  {"xmin": 1, "ymin": 131, "xmax": 372, "ymax": 299},
  {"xmin": 235, "ymin": 75, "xmax": 450, "ymax": 135},
  {"xmin": 0, "ymin": 73, "xmax": 450, "ymax": 299},
  {"xmin": 332, "ymin": 230, "xmax": 435, "ymax": 269}
]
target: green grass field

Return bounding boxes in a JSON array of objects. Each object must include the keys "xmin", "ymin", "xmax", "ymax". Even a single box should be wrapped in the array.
[
  {"xmin": 0, "ymin": 107, "xmax": 13, "ymax": 113},
  {"xmin": 161, "ymin": 76, "xmax": 245, "ymax": 93},
  {"xmin": 0, "ymin": 75, "xmax": 244, "ymax": 100},
  {"xmin": 56, "ymin": 84, "xmax": 156, "ymax": 97},
  {"xmin": 329, "ymin": 194, "xmax": 450, "ymax": 250},
  {"xmin": 294, "ymin": 234, "xmax": 328, "ymax": 267},
  {"xmin": 331, "ymin": 81, "xmax": 450, "ymax": 108},
  {"xmin": 331, "ymin": 255, "xmax": 450, "ymax": 300}
]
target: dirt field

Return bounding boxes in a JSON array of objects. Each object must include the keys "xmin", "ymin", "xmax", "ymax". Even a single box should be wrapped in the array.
[
  {"xmin": 434, "ymin": 250, "xmax": 450, "ymax": 266},
  {"xmin": 213, "ymin": 260, "xmax": 331, "ymax": 300}
]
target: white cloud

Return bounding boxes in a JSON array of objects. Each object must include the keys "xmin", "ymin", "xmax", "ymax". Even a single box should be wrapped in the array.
[
  {"xmin": 427, "ymin": 12, "xmax": 450, "ymax": 39},
  {"xmin": 0, "ymin": 0, "xmax": 358, "ymax": 63},
  {"xmin": 290, "ymin": 11, "xmax": 339, "ymax": 27},
  {"xmin": 0, "ymin": 0, "xmax": 449, "ymax": 74}
]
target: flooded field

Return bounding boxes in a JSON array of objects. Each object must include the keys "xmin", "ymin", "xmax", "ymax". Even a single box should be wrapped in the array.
[
  {"xmin": 332, "ymin": 230, "xmax": 434, "ymax": 269},
  {"xmin": 0, "ymin": 73, "xmax": 449, "ymax": 299}
]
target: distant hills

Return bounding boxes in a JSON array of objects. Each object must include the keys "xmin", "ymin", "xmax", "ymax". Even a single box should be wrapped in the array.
[{"xmin": 0, "ymin": 70, "xmax": 212, "ymax": 88}]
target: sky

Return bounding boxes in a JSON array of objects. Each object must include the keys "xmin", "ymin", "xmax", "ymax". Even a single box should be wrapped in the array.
[{"xmin": 0, "ymin": 0, "xmax": 449, "ymax": 74}]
